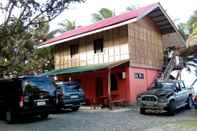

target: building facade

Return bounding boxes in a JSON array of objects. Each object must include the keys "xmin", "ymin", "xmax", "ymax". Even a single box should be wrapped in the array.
[{"xmin": 39, "ymin": 3, "xmax": 185, "ymax": 105}]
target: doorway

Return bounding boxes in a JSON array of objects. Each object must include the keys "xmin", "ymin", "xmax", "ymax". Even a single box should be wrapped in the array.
[{"xmin": 95, "ymin": 77, "xmax": 103, "ymax": 97}]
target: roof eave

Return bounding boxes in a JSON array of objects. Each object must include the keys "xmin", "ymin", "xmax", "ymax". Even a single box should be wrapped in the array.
[
  {"xmin": 37, "ymin": 18, "xmax": 138, "ymax": 49},
  {"xmin": 37, "ymin": 2, "xmax": 185, "ymax": 49},
  {"xmin": 156, "ymin": 3, "xmax": 186, "ymax": 47}
]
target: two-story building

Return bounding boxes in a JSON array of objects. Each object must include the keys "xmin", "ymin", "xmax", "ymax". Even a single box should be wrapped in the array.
[{"xmin": 38, "ymin": 3, "xmax": 185, "ymax": 105}]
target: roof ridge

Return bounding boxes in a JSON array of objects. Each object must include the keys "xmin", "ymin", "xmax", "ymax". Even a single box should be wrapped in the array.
[{"xmin": 40, "ymin": 3, "xmax": 159, "ymax": 47}]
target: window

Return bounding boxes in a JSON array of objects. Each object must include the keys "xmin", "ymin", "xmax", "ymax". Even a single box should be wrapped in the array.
[
  {"xmin": 93, "ymin": 38, "xmax": 103, "ymax": 53},
  {"xmin": 134, "ymin": 73, "xmax": 144, "ymax": 79},
  {"xmin": 70, "ymin": 44, "xmax": 78, "ymax": 57},
  {"xmin": 111, "ymin": 74, "xmax": 118, "ymax": 91},
  {"xmin": 23, "ymin": 77, "xmax": 56, "ymax": 95},
  {"xmin": 176, "ymin": 83, "xmax": 182, "ymax": 92},
  {"xmin": 179, "ymin": 82, "xmax": 186, "ymax": 89}
]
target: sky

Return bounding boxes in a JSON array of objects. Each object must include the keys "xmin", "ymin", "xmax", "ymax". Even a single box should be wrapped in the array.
[{"xmin": 49, "ymin": 0, "xmax": 197, "ymax": 31}]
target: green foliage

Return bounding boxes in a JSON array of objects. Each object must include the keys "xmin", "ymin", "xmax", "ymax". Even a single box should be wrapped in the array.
[
  {"xmin": 177, "ymin": 23, "xmax": 189, "ymax": 40},
  {"xmin": 179, "ymin": 10, "xmax": 197, "ymax": 38},
  {"xmin": 58, "ymin": 19, "xmax": 76, "ymax": 32},
  {"xmin": 0, "ymin": 0, "xmax": 83, "ymax": 78},
  {"xmin": 92, "ymin": 8, "xmax": 115, "ymax": 22},
  {"xmin": 188, "ymin": 10, "xmax": 197, "ymax": 36},
  {"xmin": 126, "ymin": 5, "xmax": 136, "ymax": 11}
]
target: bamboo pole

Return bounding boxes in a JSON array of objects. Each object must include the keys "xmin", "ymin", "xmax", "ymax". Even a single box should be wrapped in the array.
[{"xmin": 108, "ymin": 68, "xmax": 112, "ymax": 109}]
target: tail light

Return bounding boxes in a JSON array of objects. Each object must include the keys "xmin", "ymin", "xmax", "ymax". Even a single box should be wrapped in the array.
[
  {"xmin": 60, "ymin": 92, "xmax": 64, "ymax": 97},
  {"xmin": 194, "ymin": 96, "xmax": 197, "ymax": 102},
  {"xmin": 19, "ymin": 96, "xmax": 24, "ymax": 108}
]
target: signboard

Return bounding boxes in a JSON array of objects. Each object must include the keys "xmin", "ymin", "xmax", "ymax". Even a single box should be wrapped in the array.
[{"xmin": 134, "ymin": 73, "xmax": 144, "ymax": 79}]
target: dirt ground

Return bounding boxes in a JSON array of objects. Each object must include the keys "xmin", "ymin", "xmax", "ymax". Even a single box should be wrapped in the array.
[{"xmin": 0, "ymin": 106, "xmax": 197, "ymax": 131}]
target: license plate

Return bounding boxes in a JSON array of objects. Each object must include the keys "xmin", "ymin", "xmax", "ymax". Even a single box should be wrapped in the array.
[
  {"xmin": 37, "ymin": 101, "xmax": 46, "ymax": 106},
  {"xmin": 70, "ymin": 95, "xmax": 79, "ymax": 99}
]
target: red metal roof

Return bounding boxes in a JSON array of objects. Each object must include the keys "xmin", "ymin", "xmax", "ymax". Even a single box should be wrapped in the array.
[{"xmin": 45, "ymin": 3, "xmax": 158, "ymax": 45}]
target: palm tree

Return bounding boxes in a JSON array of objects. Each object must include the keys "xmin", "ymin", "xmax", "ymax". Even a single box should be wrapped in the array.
[
  {"xmin": 58, "ymin": 19, "xmax": 76, "ymax": 32},
  {"xmin": 188, "ymin": 10, "xmax": 197, "ymax": 36},
  {"xmin": 126, "ymin": 5, "xmax": 136, "ymax": 11},
  {"xmin": 92, "ymin": 8, "xmax": 115, "ymax": 22},
  {"xmin": 176, "ymin": 45, "xmax": 197, "ymax": 87},
  {"xmin": 177, "ymin": 23, "xmax": 189, "ymax": 40}
]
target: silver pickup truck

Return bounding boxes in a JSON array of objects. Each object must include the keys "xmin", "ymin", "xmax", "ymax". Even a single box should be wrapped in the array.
[{"xmin": 137, "ymin": 80, "xmax": 193, "ymax": 115}]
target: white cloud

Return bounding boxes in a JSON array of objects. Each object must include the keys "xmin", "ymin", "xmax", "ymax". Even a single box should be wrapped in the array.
[{"xmin": 49, "ymin": 0, "xmax": 197, "ymax": 31}]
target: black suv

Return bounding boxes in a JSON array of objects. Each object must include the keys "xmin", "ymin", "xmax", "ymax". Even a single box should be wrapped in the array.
[
  {"xmin": 56, "ymin": 81, "xmax": 85, "ymax": 111},
  {"xmin": 0, "ymin": 76, "xmax": 57, "ymax": 123}
]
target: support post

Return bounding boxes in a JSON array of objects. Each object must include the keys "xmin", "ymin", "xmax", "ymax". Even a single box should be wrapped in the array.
[{"xmin": 108, "ymin": 68, "xmax": 112, "ymax": 109}]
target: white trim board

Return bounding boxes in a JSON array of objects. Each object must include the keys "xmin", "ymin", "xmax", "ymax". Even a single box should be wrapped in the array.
[{"xmin": 37, "ymin": 18, "xmax": 138, "ymax": 49}]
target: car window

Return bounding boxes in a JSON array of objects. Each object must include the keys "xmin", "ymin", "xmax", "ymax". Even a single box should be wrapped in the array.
[
  {"xmin": 154, "ymin": 82, "xmax": 176, "ymax": 91},
  {"xmin": 176, "ymin": 83, "xmax": 182, "ymax": 92},
  {"xmin": 23, "ymin": 77, "xmax": 56, "ymax": 93},
  {"xmin": 162, "ymin": 83, "xmax": 175, "ymax": 88},
  {"xmin": 179, "ymin": 82, "xmax": 185, "ymax": 90}
]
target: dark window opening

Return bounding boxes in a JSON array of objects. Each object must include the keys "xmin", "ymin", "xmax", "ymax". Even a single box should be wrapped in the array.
[
  {"xmin": 96, "ymin": 77, "xmax": 103, "ymax": 97},
  {"xmin": 134, "ymin": 73, "xmax": 144, "ymax": 79},
  {"xmin": 111, "ymin": 74, "xmax": 118, "ymax": 91},
  {"xmin": 94, "ymin": 38, "xmax": 103, "ymax": 53},
  {"xmin": 70, "ymin": 44, "xmax": 78, "ymax": 57}
]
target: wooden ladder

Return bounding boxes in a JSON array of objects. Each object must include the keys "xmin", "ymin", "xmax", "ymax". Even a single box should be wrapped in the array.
[{"xmin": 161, "ymin": 55, "xmax": 176, "ymax": 80}]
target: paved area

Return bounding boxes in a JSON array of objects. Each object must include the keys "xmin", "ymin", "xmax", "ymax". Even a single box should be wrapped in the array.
[{"xmin": 0, "ymin": 107, "xmax": 197, "ymax": 131}]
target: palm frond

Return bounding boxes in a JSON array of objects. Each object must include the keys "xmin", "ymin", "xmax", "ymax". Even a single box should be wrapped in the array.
[
  {"xmin": 92, "ymin": 8, "xmax": 115, "ymax": 22},
  {"xmin": 92, "ymin": 13, "xmax": 102, "ymax": 22},
  {"xmin": 58, "ymin": 19, "xmax": 76, "ymax": 32}
]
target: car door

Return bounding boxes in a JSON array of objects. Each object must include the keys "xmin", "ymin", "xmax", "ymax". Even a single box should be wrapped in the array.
[
  {"xmin": 174, "ymin": 82, "xmax": 183, "ymax": 107},
  {"xmin": 179, "ymin": 81, "xmax": 188, "ymax": 105}
]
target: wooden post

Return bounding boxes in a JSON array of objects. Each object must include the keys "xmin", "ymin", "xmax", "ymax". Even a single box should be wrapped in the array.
[{"xmin": 108, "ymin": 68, "xmax": 112, "ymax": 109}]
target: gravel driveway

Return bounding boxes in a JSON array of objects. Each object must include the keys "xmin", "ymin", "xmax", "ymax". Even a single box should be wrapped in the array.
[{"xmin": 0, "ymin": 107, "xmax": 196, "ymax": 131}]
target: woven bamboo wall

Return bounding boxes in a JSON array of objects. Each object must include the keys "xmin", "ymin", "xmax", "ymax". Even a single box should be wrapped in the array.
[
  {"xmin": 128, "ymin": 16, "xmax": 164, "ymax": 69},
  {"xmin": 54, "ymin": 26, "xmax": 129, "ymax": 69},
  {"xmin": 162, "ymin": 32, "xmax": 186, "ymax": 48}
]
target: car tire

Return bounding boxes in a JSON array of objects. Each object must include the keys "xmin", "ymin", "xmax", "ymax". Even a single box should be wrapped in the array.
[
  {"xmin": 6, "ymin": 110, "xmax": 15, "ymax": 124},
  {"xmin": 185, "ymin": 96, "xmax": 193, "ymax": 109},
  {"xmin": 167, "ymin": 100, "xmax": 176, "ymax": 116},
  {"xmin": 71, "ymin": 106, "xmax": 80, "ymax": 111},
  {"xmin": 140, "ymin": 108, "xmax": 146, "ymax": 114},
  {"xmin": 40, "ymin": 113, "xmax": 49, "ymax": 119}
]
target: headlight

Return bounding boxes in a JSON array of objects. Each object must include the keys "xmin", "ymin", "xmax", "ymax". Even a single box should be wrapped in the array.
[{"xmin": 158, "ymin": 98, "xmax": 167, "ymax": 103}]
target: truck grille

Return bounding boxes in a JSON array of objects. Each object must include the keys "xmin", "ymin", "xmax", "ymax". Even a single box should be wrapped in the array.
[{"xmin": 141, "ymin": 95, "xmax": 157, "ymax": 102}]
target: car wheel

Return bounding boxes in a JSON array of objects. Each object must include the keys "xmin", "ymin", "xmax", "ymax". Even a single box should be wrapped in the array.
[
  {"xmin": 6, "ymin": 111, "xmax": 15, "ymax": 124},
  {"xmin": 140, "ymin": 108, "xmax": 146, "ymax": 114},
  {"xmin": 185, "ymin": 96, "xmax": 193, "ymax": 109},
  {"xmin": 72, "ymin": 106, "xmax": 80, "ymax": 111},
  {"xmin": 167, "ymin": 100, "xmax": 176, "ymax": 116},
  {"xmin": 40, "ymin": 113, "xmax": 49, "ymax": 119}
]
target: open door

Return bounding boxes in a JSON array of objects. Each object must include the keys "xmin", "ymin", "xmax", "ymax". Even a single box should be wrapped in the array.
[{"xmin": 95, "ymin": 77, "xmax": 103, "ymax": 97}]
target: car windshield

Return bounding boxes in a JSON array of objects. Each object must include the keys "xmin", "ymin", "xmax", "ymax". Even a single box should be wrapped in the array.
[
  {"xmin": 23, "ymin": 77, "xmax": 56, "ymax": 91},
  {"xmin": 57, "ymin": 81, "xmax": 80, "ymax": 92},
  {"xmin": 154, "ymin": 82, "xmax": 175, "ymax": 90}
]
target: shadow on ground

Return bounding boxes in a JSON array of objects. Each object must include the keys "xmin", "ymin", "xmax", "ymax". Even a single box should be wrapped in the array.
[{"xmin": 141, "ymin": 107, "xmax": 191, "ymax": 117}]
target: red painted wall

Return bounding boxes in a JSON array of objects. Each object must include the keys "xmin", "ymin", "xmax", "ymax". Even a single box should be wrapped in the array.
[
  {"xmin": 57, "ymin": 66, "xmax": 158, "ymax": 105},
  {"xmin": 110, "ymin": 66, "xmax": 130, "ymax": 103},
  {"xmin": 128, "ymin": 67, "xmax": 158, "ymax": 103},
  {"xmin": 58, "ymin": 65, "xmax": 130, "ymax": 104}
]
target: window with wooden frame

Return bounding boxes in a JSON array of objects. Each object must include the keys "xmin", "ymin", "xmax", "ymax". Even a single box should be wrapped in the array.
[
  {"xmin": 93, "ymin": 38, "xmax": 103, "ymax": 53},
  {"xmin": 110, "ymin": 74, "xmax": 118, "ymax": 91},
  {"xmin": 70, "ymin": 44, "xmax": 78, "ymax": 57}
]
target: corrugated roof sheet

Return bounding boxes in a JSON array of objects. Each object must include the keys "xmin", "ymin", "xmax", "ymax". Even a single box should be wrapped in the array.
[
  {"xmin": 41, "ymin": 60, "xmax": 129, "ymax": 76},
  {"xmin": 43, "ymin": 3, "xmax": 158, "ymax": 46}
]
